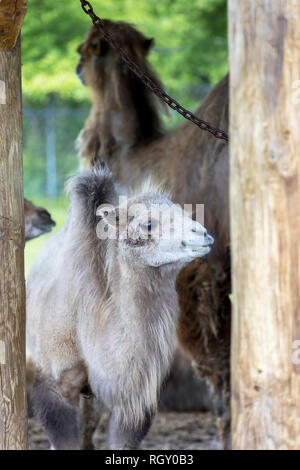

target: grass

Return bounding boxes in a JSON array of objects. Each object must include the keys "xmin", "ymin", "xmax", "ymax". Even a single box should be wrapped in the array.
[{"xmin": 25, "ymin": 197, "xmax": 69, "ymax": 276}]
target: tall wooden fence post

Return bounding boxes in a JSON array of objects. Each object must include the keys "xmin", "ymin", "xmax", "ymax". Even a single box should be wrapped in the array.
[
  {"xmin": 0, "ymin": 0, "xmax": 28, "ymax": 450},
  {"xmin": 229, "ymin": 0, "xmax": 300, "ymax": 449}
]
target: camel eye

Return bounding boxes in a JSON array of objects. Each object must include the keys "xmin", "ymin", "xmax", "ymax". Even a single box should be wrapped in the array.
[{"xmin": 140, "ymin": 221, "xmax": 152, "ymax": 233}]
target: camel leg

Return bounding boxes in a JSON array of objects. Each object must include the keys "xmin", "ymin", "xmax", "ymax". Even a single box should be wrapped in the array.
[
  {"xmin": 212, "ymin": 394, "xmax": 231, "ymax": 449},
  {"xmin": 31, "ymin": 371, "xmax": 81, "ymax": 450},
  {"xmin": 80, "ymin": 394, "xmax": 101, "ymax": 450},
  {"xmin": 107, "ymin": 408, "xmax": 152, "ymax": 450},
  {"xmin": 210, "ymin": 376, "xmax": 231, "ymax": 450},
  {"xmin": 216, "ymin": 413, "xmax": 231, "ymax": 450}
]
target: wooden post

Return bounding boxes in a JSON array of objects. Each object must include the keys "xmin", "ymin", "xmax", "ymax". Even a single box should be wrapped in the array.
[
  {"xmin": 229, "ymin": 0, "xmax": 300, "ymax": 449},
  {"xmin": 0, "ymin": 1, "xmax": 27, "ymax": 51},
  {"xmin": 0, "ymin": 0, "xmax": 28, "ymax": 450}
]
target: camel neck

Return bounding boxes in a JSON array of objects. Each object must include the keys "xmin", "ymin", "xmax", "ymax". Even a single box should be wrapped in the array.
[{"xmin": 112, "ymin": 260, "xmax": 179, "ymax": 328}]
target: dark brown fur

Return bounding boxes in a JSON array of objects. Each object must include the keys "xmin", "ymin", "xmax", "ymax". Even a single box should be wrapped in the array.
[
  {"xmin": 76, "ymin": 22, "xmax": 164, "ymax": 161},
  {"xmin": 76, "ymin": 21, "xmax": 230, "ymax": 448}
]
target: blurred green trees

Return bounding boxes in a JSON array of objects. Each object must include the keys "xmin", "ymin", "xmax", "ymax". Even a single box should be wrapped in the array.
[
  {"xmin": 22, "ymin": 0, "xmax": 228, "ymax": 200},
  {"xmin": 22, "ymin": 0, "xmax": 227, "ymax": 106}
]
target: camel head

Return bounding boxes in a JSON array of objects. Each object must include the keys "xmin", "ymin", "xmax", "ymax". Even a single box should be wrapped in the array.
[
  {"xmin": 24, "ymin": 199, "xmax": 56, "ymax": 242},
  {"xmin": 96, "ymin": 189, "xmax": 214, "ymax": 269},
  {"xmin": 76, "ymin": 20, "xmax": 154, "ymax": 89}
]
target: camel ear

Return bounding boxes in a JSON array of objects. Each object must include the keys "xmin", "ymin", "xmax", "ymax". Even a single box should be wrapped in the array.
[
  {"xmin": 143, "ymin": 37, "xmax": 154, "ymax": 54},
  {"xmin": 95, "ymin": 205, "xmax": 116, "ymax": 240},
  {"xmin": 96, "ymin": 204, "xmax": 117, "ymax": 227}
]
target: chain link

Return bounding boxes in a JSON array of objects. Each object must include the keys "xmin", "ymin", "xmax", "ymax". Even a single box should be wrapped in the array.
[{"xmin": 79, "ymin": 0, "xmax": 229, "ymax": 143}]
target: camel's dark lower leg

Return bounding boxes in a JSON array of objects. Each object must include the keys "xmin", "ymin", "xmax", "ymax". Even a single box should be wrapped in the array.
[
  {"xmin": 107, "ymin": 409, "xmax": 153, "ymax": 450},
  {"xmin": 32, "ymin": 371, "xmax": 81, "ymax": 450},
  {"xmin": 80, "ymin": 394, "xmax": 101, "ymax": 450},
  {"xmin": 216, "ymin": 413, "xmax": 231, "ymax": 450},
  {"xmin": 209, "ymin": 383, "xmax": 230, "ymax": 449},
  {"xmin": 210, "ymin": 371, "xmax": 231, "ymax": 449}
]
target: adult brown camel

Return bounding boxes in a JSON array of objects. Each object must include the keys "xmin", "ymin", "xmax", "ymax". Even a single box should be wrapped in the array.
[{"xmin": 27, "ymin": 165, "xmax": 214, "ymax": 450}]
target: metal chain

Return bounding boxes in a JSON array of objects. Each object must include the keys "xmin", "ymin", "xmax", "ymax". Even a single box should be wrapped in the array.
[{"xmin": 79, "ymin": 0, "xmax": 229, "ymax": 143}]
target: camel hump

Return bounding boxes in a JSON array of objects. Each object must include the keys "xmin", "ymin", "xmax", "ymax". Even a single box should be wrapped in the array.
[{"xmin": 67, "ymin": 163, "xmax": 118, "ymax": 228}]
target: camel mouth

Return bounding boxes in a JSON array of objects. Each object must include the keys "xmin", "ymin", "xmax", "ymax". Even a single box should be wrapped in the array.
[
  {"xmin": 181, "ymin": 234, "xmax": 213, "ymax": 258},
  {"xmin": 182, "ymin": 234, "xmax": 214, "ymax": 250},
  {"xmin": 40, "ymin": 224, "xmax": 55, "ymax": 233},
  {"xmin": 192, "ymin": 246, "xmax": 211, "ymax": 255},
  {"xmin": 36, "ymin": 220, "xmax": 56, "ymax": 231},
  {"xmin": 76, "ymin": 64, "xmax": 85, "ymax": 85},
  {"xmin": 26, "ymin": 222, "xmax": 56, "ymax": 241}
]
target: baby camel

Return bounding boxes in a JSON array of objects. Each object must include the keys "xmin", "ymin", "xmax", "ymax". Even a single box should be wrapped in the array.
[
  {"xmin": 26, "ymin": 165, "xmax": 213, "ymax": 450},
  {"xmin": 76, "ymin": 22, "xmax": 231, "ymax": 446}
]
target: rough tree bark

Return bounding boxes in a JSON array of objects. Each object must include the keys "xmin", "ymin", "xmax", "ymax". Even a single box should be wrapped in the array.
[
  {"xmin": 0, "ymin": 6, "xmax": 27, "ymax": 449},
  {"xmin": 229, "ymin": 0, "xmax": 300, "ymax": 449},
  {"xmin": 0, "ymin": 0, "xmax": 27, "ymax": 51}
]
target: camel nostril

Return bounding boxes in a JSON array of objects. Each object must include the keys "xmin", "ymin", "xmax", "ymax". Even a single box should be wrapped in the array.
[{"xmin": 192, "ymin": 223, "xmax": 207, "ymax": 235}]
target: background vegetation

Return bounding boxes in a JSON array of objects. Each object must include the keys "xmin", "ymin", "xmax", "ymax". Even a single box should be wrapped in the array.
[
  {"xmin": 22, "ymin": 0, "xmax": 227, "ymax": 104},
  {"xmin": 23, "ymin": 0, "xmax": 228, "ymax": 269}
]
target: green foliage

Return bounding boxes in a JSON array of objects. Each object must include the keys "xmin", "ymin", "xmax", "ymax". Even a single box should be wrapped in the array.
[{"xmin": 22, "ymin": 0, "xmax": 227, "ymax": 106}]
